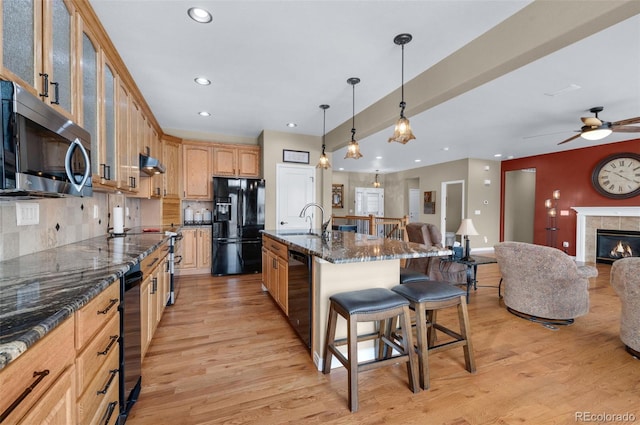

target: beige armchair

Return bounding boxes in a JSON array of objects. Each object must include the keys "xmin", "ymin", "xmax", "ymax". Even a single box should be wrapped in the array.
[
  {"xmin": 494, "ymin": 241, "xmax": 597, "ymax": 325},
  {"xmin": 404, "ymin": 222, "xmax": 466, "ymax": 284},
  {"xmin": 610, "ymin": 257, "xmax": 640, "ymax": 358}
]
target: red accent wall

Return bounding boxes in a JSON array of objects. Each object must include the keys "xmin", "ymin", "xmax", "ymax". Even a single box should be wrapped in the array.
[{"xmin": 500, "ymin": 139, "xmax": 640, "ymax": 255}]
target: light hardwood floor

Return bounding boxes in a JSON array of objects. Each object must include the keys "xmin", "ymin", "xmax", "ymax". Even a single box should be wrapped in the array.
[{"xmin": 127, "ymin": 262, "xmax": 639, "ymax": 425}]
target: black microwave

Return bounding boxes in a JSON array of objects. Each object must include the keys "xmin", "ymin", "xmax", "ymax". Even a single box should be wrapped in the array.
[{"xmin": 0, "ymin": 80, "xmax": 92, "ymax": 197}]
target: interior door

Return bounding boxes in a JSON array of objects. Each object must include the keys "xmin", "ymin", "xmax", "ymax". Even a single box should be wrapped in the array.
[
  {"xmin": 354, "ymin": 187, "xmax": 384, "ymax": 235},
  {"xmin": 409, "ymin": 188, "xmax": 420, "ymax": 222},
  {"xmin": 441, "ymin": 180, "xmax": 464, "ymax": 244},
  {"xmin": 276, "ymin": 164, "xmax": 315, "ymax": 231}
]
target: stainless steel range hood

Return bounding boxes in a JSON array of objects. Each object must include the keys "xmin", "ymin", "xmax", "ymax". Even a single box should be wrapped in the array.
[{"xmin": 139, "ymin": 152, "xmax": 166, "ymax": 175}]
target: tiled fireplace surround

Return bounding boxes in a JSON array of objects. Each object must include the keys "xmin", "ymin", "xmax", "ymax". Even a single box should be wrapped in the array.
[{"xmin": 573, "ymin": 207, "xmax": 640, "ymax": 263}]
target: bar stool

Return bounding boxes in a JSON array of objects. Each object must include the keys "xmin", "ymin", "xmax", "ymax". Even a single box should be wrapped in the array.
[
  {"xmin": 322, "ymin": 287, "xmax": 420, "ymax": 412},
  {"xmin": 391, "ymin": 280, "xmax": 476, "ymax": 390},
  {"xmin": 399, "ymin": 267, "xmax": 430, "ymax": 284}
]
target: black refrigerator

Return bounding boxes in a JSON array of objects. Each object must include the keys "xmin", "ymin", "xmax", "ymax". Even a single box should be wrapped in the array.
[{"xmin": 212, "ymin": 177, "xmax": 265, "ymax": 275}]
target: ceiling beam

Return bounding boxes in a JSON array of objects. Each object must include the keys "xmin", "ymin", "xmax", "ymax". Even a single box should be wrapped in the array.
[{"xmin": 323, "ymin": 0, "xmax": 640, "ymax": 152}]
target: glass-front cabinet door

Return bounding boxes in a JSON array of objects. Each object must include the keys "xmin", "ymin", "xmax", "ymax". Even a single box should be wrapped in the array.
[
  {"xmin": 1, "ymin": 0, "xmax": 75, "ymax": 119},
  {"xmin": 81, "ymin": 26, "xmax": 99, "ymax": 178},
  {"xmin": 102, "ymin": 60, "xmax": 118, "ymax": 186}
]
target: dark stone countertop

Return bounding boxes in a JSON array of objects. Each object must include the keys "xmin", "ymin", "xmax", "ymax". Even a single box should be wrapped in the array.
[
  {"xmin": 261, "ymin": 229, "xmax": 451, "ymax": 264},
  {"xmin": 0, "ymin": 226, "xmax": 177, "ymax": 370}
]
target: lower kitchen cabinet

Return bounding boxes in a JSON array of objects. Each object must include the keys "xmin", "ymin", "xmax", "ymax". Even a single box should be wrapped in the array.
[
  {"xmin": 16, "ymin": 366, "xmax": 76, "ymax": 425},
  {"xmin": 261, "ymin": 235, "xmax": 288, "ymax": 314},
  {"xmin": 177, "ymin": 227, "xmax": 211, "ymax": 275},
  {"xmin": 140, "ymin": 241, "xmax": 170, "ymax": 360}
]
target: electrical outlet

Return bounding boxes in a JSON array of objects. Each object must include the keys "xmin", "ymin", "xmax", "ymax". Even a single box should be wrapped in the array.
[
  {"xmin": 563, "ymin": 241, "xmax": 569, "ymax": 248},
  {"xmin": 93, "ymin": 205, "xmax": 99, "ymax": 219},
  {"xmin": 16, "ymin": 202, "xmax": 39, "ymax": 226}
]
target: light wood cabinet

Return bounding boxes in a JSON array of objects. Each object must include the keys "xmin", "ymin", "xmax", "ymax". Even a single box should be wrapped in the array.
[
  {"xmin": 1, "ymin": 0, "xmax": 77, "ymax": 119},
  {"xmin": 0, "ymin": 319, "xmax": 75, "ymax": 424},
  {"xmin": 17, "ymin": 366, "xmax": 76, "ymax": 425},
  {"xmin": 140, "ymin": 242, "xmax": 170, "ymax": 359},
  {"xmin": 177, "ymin": 227, "xmax": 211, "ymax": 275},
  {"xmin": 74, "ymin": 281, "xmax": 120, "ymax": 424},
  {"xmin": 212, "ymin": 144, "xmax": 260, "ymax": 177},
  {"xmin": 183, "ymin": 143, "xmax": 213, "ymax": 199},
  {"xmin": 262, "ymin": 236, "xmax": 288, "ymax": 314},
  {"xmin": 162, "ymin": 136, "xmax": 181, "ymax": 199}
]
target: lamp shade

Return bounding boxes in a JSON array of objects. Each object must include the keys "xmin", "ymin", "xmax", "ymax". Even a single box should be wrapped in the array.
[
  {"xmin": 456, "ymin": 218, "xmax": 479, "ymax": 236},
  {"xmin": 580, "ymin": 125, "xmax": 612, "ymax": 141}
]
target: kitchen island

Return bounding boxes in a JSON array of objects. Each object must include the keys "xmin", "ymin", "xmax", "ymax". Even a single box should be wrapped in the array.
[{"xmin": 261, "ymin": 229, "xmax": 451, "ymax": 370}]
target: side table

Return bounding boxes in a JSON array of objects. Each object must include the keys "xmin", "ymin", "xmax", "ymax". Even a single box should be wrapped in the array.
[{"xmin": 440, "ymin": 255, "xmax": 497, "ymax": 303}]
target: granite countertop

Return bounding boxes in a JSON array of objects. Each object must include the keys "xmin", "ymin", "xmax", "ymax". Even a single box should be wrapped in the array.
[
  {"xmin": 261, "ymin": 229, "xmax": 451, "ymax": 263},
  {"xmin": 0, "ymin": 226, "xmax": 177, "ymax": 370}
]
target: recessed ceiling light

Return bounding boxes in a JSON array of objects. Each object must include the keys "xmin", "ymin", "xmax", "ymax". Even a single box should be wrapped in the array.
[
  {"xmin": 194, "ymin": 77, "xmax": 211, "ymax": 85},
  {"xmin": 198, "ymin": 111, "xmax": 211, "ymax": 117},
  {"xmin": 187, "ymin": 7, "xmax": 212, "ymax": 23},
  {"xmin": 494, "ymin": 153, "xmax": 502, "ymax": 158},
  {"xmin": 375, "ymin": 156, "xmax": 383, "ymax": 159},
  {"xmin": 414, "ymin": 159, "xmax": 421, "ymax": 162},
  {"xmin": 339, "ymin": 168, "xmax": 344, "ymax": 171},
  {"xmin": 286, "ymin": 123, "xmax": 297, "ymax": 128},
  {"xmin": 442, "ymin": 147, "xmax": 449, "ymax": 151}
]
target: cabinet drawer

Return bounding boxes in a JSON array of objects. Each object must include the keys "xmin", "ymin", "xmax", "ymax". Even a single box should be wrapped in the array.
[
  {"xmin": 77, "ymin": 347, "xmax": 119, "ymax": 425},
  {"xmin": 76, "ymin": 283, "xmax": 120, "ymax": 350},
  {"xmin": 17, "ymin": 365, "xmax": 76, "ymax": 425},
  {"xmin": 76, "ymin": 313, "xmax": 120, "ymax": 396},
  {"xmin": 140, "ymin": 244, "xmax": 168, "ymax": 277},
  {"xmin": 262, "ymin": 237, "xmax": 288, "ymax": 259},
  {"xmin": 0, "ymin": 318, "xmax": 74, "ymax": 424},
  {"xmin": 86, "ymin": 370, "xmax": 120, "ymax": 425}
]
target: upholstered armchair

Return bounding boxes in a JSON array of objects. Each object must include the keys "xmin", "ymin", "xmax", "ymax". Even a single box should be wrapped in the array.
[
  {"xmin": 610, "ymin": 257, "xmax": 640, "ymax": 358},
  {"xmin": 404, "ymin": 222, "xmax": 466, "ymax": 284},
  {"xmin": 494, "ymin": 241, "xmax": 597, "ymax": 324}
]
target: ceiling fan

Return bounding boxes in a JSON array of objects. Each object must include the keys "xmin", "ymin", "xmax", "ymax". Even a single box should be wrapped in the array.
[{"xmin": 558, "ymin": 106, "xmax": 640, "ymax": 145}]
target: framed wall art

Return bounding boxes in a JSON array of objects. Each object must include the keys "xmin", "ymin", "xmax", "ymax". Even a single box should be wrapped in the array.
[
  {"xmin": 424, "ymin": 190, "xmax": 436, "ymax": 214},
  {"xmin": 283, "ymin": 149, "xmax": 310, "ymax": 164},
  {"xmin": 332, "ymin": 184, "xmax": 344, "ymax": 208}
]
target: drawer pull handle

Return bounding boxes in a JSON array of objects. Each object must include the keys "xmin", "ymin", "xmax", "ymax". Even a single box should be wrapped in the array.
[
  {"xmin": 98, "ymin": 298, "xmax": 118, "ymax": 315},
  {"xmin": 97, "ymin": 369, "xmax": 119, "ymax": 395},
  {"xmin": 147, "ymin": 257, "xmax": 159, "ymax": 268},
  {"xmin": 100, "ymin": 401, "xmax": 118, "ymax": 425},
  {"xmin": 0, "ymin": 370, "xmax": 50, "ymax": 423},
  {"xmin": 98, "ymin": 335, "xmax": 119, "ymax": 356}
]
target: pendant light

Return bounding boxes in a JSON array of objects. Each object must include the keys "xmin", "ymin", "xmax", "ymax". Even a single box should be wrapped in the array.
[
  {"xmin": 373, "ymin": 170, "xmax": 381, "ymax": 188},
  {"xmin": 344, "ymin": 77, "xmax": 363, "ymax": 159},
  {"xmin": 388, "ymin": 33, "xmax": 416, "ymax": 144},
  {"xmin": 317, "ymin": 104, "xmax": 331, "ymax": 169}
]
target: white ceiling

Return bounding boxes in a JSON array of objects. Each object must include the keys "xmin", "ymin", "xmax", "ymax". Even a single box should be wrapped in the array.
[{"xmin": 88, "ymin": 1, "xmax": 640, "ymax": 174}]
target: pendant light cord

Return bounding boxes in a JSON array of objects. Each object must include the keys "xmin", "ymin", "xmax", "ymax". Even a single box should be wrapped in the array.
[
  {"xmin": 400, "ymin": 43, "xmax": 406, "ymax": 117},
  {"xmin": 322, "ymin": 107, "xmax": 326, "ymax": 153},
  {"xmin": 351, "ymin": 82, "xmax": 356, "ymax": 141}
]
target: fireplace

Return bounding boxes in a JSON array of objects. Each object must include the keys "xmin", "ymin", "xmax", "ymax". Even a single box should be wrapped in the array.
[{"xmin": 596, "ymin": 229, "xmax": 640, "ymax": 264}]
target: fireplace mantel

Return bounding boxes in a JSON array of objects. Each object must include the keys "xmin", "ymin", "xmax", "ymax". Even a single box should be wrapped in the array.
[{"xmin": 572, "ymin": 207, "xmax": 640, "ymax": 262}]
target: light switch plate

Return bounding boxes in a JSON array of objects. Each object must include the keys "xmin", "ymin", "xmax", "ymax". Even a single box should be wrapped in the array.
[{"xmin": 16, "ymin": 202, "xmax": 39, "ymax": 226}]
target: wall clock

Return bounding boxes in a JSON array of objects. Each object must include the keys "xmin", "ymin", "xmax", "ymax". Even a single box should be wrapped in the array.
[{"xmin": 591, "ymin": 152, "xmax": 640, "ymax": 199}]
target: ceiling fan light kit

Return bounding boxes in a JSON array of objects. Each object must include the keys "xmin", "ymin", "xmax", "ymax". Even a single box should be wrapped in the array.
[
  {"xmin": 389, "ymin": 33, "xmax": 416, "ymax": 145},
  {"xmin": 344, "ymin": 77, "xmax": 363, "ymax": 159},
  {"xmin": 558, "ymin": 106, "xmax": 640, "ymax": 145}
]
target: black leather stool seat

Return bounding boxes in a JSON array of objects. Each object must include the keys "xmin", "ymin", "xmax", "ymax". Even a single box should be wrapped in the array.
[
  {"xmin": 392, "ymin": 280, "xmax": 464, "ymax": 303},
  {"xmin": 399, "ymin": 268, "xmax": 430, "ymax": 285},
  {"xmin": 330, "ymin": 288, "xmax": 409, "ymax": 314}
]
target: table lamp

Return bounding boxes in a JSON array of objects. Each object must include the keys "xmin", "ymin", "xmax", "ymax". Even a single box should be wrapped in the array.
[{"xmin": 456, "ymin": 218, "xmax": 479, "ymax": 261}]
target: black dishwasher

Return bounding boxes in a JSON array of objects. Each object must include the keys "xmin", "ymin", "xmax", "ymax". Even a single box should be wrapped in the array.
[{"xmin": 287, "ymin": 250, "xmax": 312, "ymax": 350}]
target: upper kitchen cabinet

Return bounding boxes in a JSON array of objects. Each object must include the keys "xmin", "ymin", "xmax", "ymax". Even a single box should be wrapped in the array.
[
  {"xmin": 183, "ymin": 142, "xmax": 212, "ymax": 199},
  {"xmin": 212, "ymin": 144, "xmax": 260, "ymax": 178},
  {"xmin": 96, "ymin": 58, "xmax": 118, "ymax": 189},
  {"xmin": 162, "ymin": 135, "xmax": 181, "ymax": 199},
  {"xmin": 1, "ymin": 0, "xmax": 77, "ymax": 119}
]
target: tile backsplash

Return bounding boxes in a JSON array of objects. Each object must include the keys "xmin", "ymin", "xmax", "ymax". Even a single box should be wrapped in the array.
[{"xmin": 0, "ymin": 193, "xmax": 141, "ymax": 262}]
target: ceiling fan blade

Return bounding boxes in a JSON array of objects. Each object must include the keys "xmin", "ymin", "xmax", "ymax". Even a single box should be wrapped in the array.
[
  {"xmin": 581, "ymin": 117, "xmax": 602, "ymax": 126},
  {"xmin": 612, "ymin": 117, "xmax": 640, "ymax": 126},
  {"xmin": 557, "ymin": 133, "xmax": 582, "ymax": 145},
  {"xmin": 612, "ymin": 125, "xmax": 640, "ymax": 133}
]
